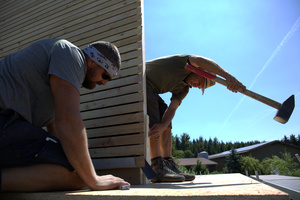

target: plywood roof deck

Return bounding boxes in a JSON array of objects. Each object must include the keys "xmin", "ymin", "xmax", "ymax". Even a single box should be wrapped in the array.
[{"xmin": 0, "ymin": 174, "xmax": 289, "ymax": 200}]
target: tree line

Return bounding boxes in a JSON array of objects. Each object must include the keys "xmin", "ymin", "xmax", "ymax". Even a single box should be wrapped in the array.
[
  {"xmin": 172, "ymin": 133, "xmax": 300, "ymax": 158},
  {"xmin": 224, "ymin": 149, "xmax": 300, "ymax": 177},
  {"xmin": 281, "ymin": 134, "xmax": 300, "ymax": 146}
]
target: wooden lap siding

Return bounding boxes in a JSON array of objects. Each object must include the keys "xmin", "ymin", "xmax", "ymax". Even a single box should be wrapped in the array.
[{"xmin": 0, "ymin": 0, "xmax": 147, "ymax": 184}]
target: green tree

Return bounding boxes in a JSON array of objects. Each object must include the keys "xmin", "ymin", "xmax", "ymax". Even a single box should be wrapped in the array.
[
  {"xmin": 173, "ymin": 150, "xmax": 184, "ymax": 158},
  {"xmin": 241, "ymin": 156, "xmax": 264, "ymax": 175},
  {"xmin": 261, "ymin": 152, "xmax": 300, "ymax": 177},
  {"xmin": 192, "ymin": 160, "xmax": 208, "ymax": 175},
  {"xmin": 180, "ymin": 133, "xmax": 190, "ymax": 151},
  {"xmin": 225, "ymin": 149, "xmax": 242, "ymax": 173},
  {"xmin": 184, "ymin": 150, "xmax": 194, "ymax": 158},
  {"xmin": 174, "ymin": 135, "xmax": 180, "ymax": 150}
]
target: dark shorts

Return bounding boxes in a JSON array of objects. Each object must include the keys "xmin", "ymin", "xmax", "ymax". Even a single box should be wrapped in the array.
[
  {"xmin": 146, "ymin": 81, "xmax": 172, "ymax": 128},
  {"xmin": 0, "ymin": 109, "xmax": 73, "ymax": 171}
]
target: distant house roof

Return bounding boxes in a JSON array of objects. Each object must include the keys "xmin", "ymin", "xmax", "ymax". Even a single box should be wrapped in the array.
[
  {"xmin": 177, "ymin": 158, "xmax": 217, "ymax": 166},
  {"xmin": 208, "ymin": 140, "xmax": 300, "ymax": 159}
]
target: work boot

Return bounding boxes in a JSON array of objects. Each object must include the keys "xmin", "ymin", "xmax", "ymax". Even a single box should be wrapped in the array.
[
  {"xmin": 164, "ymin": 157, "xmax": 195, "ymax": 181},
  {"xmin": 151, "ymin": 157, "xmax": 185, "ymax": 183}
]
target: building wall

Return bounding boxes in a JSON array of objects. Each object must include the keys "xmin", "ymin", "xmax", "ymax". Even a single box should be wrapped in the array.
[{"xmin": 0, "ymin": 0, "xmax": 148, "ymax": 184}]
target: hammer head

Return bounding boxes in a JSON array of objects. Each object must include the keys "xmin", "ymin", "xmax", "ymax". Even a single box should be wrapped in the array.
[{"xmin": 274, "ymin": 95, "xmax": 295, "ymax": 124}]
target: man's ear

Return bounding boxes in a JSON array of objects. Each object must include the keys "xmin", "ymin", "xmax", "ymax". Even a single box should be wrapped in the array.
[{"xmin": 86, "ymin": 57, "xmax": 94, "ymax": 68}]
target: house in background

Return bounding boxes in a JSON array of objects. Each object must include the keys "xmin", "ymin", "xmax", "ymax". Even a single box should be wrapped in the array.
[
  {"xmin": 177, "ymin": 151, "xmax": 218, "ymax": 172},
  {"xmin": 209, "ymin": 140, "xmax": 300, "ymax": 172}
]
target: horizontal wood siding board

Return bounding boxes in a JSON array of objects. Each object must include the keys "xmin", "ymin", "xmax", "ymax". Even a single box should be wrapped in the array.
[
  {"xmin": 89, "ymin": 144, "xmax": 144, "ymax": 158},
  {"xmin": 112, "ymin": 34, "xmax": 142, "ymax": 48},
  {"xmin": 81, "ymin": 102, "xmax": 143, "ymax": 120},
  {"xmin": 88, "ymin": 133, "xmax": 144, "ymax": 148},
  {"xmin": 0, "ymin": 0, "xmax": 58, "ymax": 29},
  {"xmin": 75, "ymin": 27, "xmax": 142, "ymax": 51},
  {"xmin": 80, "ymin": 72, "xmax": 142, "ymax": 95},
  {"xmin": 61, "ymin": 5, "xmax": 142, "ymax": 39},
  {"xmin": 0, "ymin": 1, "xmax": 142, "ymax": 57},
  {"xmin": 0, "ymin": 0, "xmax": 125, "ymax": 44},
  {"xmin": 120, "ymin": 56, "xmax": 143, "ymax": 69},
  {"xmin": 1, "ymin": 0, "xmax": 81, "ymax": 42},
  {"xmin": 87, "ymin": 123, "xmax": 144, "ymax": 138},
  {"xmin": 63, "ymin": 21, "xmax": 142, "ymax": 51},
  {"xmin": 2, "ymin": 20, "xmax": 142, "ymax": 57},
  {"xmin": 84, "ymin": 112, "xmax": 144, "ymax": 129},
  {"xmin": 0, "ymin": 1, "xmax": 36, "ymax": 19},
  {"xmin": 80, "ymin": 92, "xmax": 143, "ymax": 112},
  {"xmin": 80, "ymin": 75, "xmax": 142, "ymax": 104},
  {"xmin": 0, "ymin": 26, "xmax": 143, "ymax": 59},
  {"xmin": 92, "ymin": 156, "xmax": 145, "ymax": 169},
  {"xmin": 80, "ymin": 82, "xmax": 142, "ymax": 103}
]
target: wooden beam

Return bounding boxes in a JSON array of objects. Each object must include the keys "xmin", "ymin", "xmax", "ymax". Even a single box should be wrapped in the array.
[
  {"xmin": 84, "ymin": 112, "xmax": 144, "ymax": 129},
  {"xmin": 81, "ymin": 102, "xmax": 143, "ymax": 120},
  {"xmin": 87, "ymin": 123, "xmax": 144, "ymax": 138},
  {"xmin": 89, "ymin": 144, "xmax": 144, "ymax": 158},
  {"xmin": 88, "ymin": 134, "xmax": 144, "ymax": 148},
  {"xmin": 92, "ymin": 156, "xmax": 145, "ymax": 169}
]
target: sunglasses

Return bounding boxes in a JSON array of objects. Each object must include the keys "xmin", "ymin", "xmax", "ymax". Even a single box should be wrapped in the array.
[{"xmin": 102, "ymin": 71, "xmax": 112, "ymax": 81}]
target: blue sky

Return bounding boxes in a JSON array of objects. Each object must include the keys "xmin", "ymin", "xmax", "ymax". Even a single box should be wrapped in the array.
[{"xmin": 143, "ymin": 0, "xmax": 300, "ymax": 143}]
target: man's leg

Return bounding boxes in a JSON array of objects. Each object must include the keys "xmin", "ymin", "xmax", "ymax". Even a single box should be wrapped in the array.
[
  {"xmin": 160, "ymin": 128, "xmax": 195, "ymax": 181},
  {"xmin": 149, "ymin": 135, "xmax": 161, "ymax": 159},
  {"xmin": 1, "ymin": 164, "xmax": 85, "ymax": 192},
  {"xmin": 160, "ymin": 127, "xmax": 172, "ymax": 158},
  {"xmin": 158, "ymin": 126, "xmax": 195, "ymax": 181},
  {"xmin": 149, "ymin": 128, "xmax": 184, "ymax": 183}
]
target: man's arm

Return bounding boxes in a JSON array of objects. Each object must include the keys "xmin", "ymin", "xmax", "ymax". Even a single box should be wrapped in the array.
[
  {"xmin": 50, "ymin": 75, "xmax": 129, "ymax": 190},
  {"xmin": 188, "ymin": 55, "xmax": 246, "ymax": 92},
  {"xmin": 149, "ymin": 99, "xmax": 180, "ymax": 138}
]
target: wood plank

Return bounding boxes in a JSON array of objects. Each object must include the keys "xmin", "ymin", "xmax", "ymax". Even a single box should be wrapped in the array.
[
  {"xmin": 0, "ymin": 0, "xmax": 52, "ymax": 26},
  {"xmin": 81, "ymin": 102, "xmax": 143, "ymax": 120},
  {"xmin": 86, "ymin": 123, "xmax": 144, "ymax": 138},
  {"xmin": 89, "ymin": 144, "xmax": 144, "ymax": 158},
  {"xmin": 75, "ymin": 27, "xmax": 143, "ymax": 50},
  {"xmin": 84, "ymin": 112, "xmax": 144, "ymax": 129},
  {"xmin": 56, "ymin": 4, "xmax": 141, "ymax": 39},
  {"xmin": 0, "ymin": 0, "xmax": 141, "ymax": 54},
  {"xmin": 121, "ymin": 56, "xmax": 143, "ymax": 69},
  {"xmin": 0, "ymin": 0, "xmax": 115, "ymax": 41},
  {"xmin": 0, "ymin": 20, "xmax": 142, "ymax": 61},
  {"xmin": 120, "ymin": 49, "xmax": 143, "ymax": 61},
  {"xmin": 118, "ymin": 42, "xmax": 142, "ymax": 54},
  {"xmin": 65, "ymin": 21, "xmax": 142, "ymax": 50},
  {"xmin": 116, "ymin": 64, "xmax": 143, "ymax": 77},
  {"xmin": 1, "ymin": 0, "xmax": 79, "ymax": 40},
  {"xmin": 80, "ymin": 83, "xmax": 142, "ymax": 103},
  {"xmin": 0, "ymin": 1, "xmax": 31, "ymax": 17},
  {"xmin": 80, "ymin": 92, "xmax": 143, "ymax": 111},
  {"xmin": 92, "ymin": 156, "xmax": 145, "ymax": 169},
  {"xmin": 80, "ymin": 73, "xmax": 142, "ymax": 95},
  {"xmin": 88, "ymin": 134, "xmax": 144, "ymax": 148},
  {"xmin": 112, "ymin": 34, "xmax": 142, "ymax": 48}
]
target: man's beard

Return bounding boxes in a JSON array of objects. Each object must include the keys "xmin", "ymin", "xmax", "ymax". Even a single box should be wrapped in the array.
[{"xmin": 82, "ymin": 77, "xmax": 96, "ymax": 90}]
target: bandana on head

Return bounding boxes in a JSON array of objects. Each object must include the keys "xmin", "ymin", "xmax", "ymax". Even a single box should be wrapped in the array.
[{"xmin": 83, "ymin": 45, "xmax": 118, "ymax": 77}]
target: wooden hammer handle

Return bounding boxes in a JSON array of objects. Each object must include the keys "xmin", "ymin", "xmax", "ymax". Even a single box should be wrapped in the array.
[{"xmin": 185, "ymin": 64, "xmax": 281, "ymax": 110}]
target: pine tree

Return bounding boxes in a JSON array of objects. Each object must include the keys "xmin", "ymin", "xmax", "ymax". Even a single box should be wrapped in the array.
[{"xmin": 225, "ymin": 149, "xmax": 242, "ymax": 173}]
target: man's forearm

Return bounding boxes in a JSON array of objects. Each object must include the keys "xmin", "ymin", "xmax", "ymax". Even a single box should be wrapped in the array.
[{"xmin": 55, "ymin": 116, "xmax": 97, "ymax": 189}]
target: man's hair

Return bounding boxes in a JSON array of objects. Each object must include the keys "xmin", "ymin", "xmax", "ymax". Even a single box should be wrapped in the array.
[{"xmin": 90, "ymin": 41, "xmax": 121, "ymax": 71}]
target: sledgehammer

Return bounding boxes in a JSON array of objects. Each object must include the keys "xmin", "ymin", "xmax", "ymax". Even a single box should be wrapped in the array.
[{"xmin": 185, "ymin": 64, "xmax": 295, "ymax": 124}]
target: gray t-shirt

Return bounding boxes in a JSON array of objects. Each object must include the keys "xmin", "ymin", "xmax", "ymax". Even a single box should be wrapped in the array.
[{"xmin": 0, "ymin": 39, "xmax": 86, "ymax": 127}]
